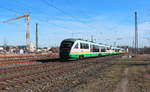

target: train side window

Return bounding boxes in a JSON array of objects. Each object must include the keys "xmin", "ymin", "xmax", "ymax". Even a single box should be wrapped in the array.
[
  {"xmin": 101, "ymin": 47, "xmax": 106, "ymax": 52},
  {"xmin": 80, "ymin": 43, "xmax": 85, "ymax": 49},
  {"xmin": 90, "ymin": 45, "xmax": 93, "ymax": 52},
  {"xmin": 80, "ymin": 43, "xmax": 83, "ymax": 49},
  {"xmin": 107, "ymin": 47, "xmax": 110, "ymax": 50},
  {"xmin": 93, "ymin": 45, "xmax": 99, "ymax": 52},
  {"xmin": 80, "ymin": 43, "xmax": 89, "ymax": 49},
  {"xmin": 74, "ymin": 43, "xmax": 78, "ymax": 49},
  {"xmin": 86, "ymin": 44, "xmax": 89, "ymax": 49}
]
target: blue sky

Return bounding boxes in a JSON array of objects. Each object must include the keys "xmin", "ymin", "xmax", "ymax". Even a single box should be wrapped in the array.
[{"xmin": 0, "ymin": 0, "xmax": 150, "ymax": 47}]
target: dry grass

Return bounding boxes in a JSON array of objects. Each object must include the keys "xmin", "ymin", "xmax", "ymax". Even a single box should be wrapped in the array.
[
  {"xmin": 70, "ymin": 54, "xmax": 150, "ymax": 92},
  {"xmin": 128, "ymin": 66, "xmax": 150, "ymax": 92},
  {"xmin": 70, "ymin": 65, "xmax": 126, "ymax": 92}
]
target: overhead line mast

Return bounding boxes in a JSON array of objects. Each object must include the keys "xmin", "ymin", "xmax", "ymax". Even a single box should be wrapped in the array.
[
  {"xmin": 134, "ymin": 12, "xmax": 138, "ymax": 54},
  {"xmin": 36, "ymin": 23, "xmax": 38, "ymax": 50}
]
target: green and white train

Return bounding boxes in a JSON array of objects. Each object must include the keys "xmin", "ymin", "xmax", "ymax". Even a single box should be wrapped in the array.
[{"xmin": 60, "ymin": 38, "xmax": 125, "ymax": 60}]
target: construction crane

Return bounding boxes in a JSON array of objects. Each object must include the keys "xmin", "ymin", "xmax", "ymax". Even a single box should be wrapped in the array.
[{"xmin": 3, "ymin": 14, "xmax": 30, "ymax": 52}]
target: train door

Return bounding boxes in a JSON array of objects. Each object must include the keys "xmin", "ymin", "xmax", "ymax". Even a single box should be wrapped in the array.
[{"xmin": 71, "ymin": 42, "xmax": 80, "ymax": 54}]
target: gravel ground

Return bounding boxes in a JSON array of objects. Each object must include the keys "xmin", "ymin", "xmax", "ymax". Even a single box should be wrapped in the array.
[
  {"xmin": 0, "ymin": 54, "xmax": 150, "ymax": 92},
  {"xmin": 128, "ymin": 65, "xmax": 150, "ymax": 92},
  {"xmin": 70, "ymin": 63, "xmax": 125, "ymax": 92},
  {"xmin": 0, "ymin": 61, "xmax": 42, "ymax": 69},
  {"xmin": 69, "ymin": 54, "xmax": 150, "ymax": 92}
]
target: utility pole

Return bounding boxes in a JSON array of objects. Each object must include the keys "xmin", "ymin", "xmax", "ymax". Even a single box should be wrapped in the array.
[
  {"xmin": 91, "ymin": 35, "xmax": 93, "ymax": 42},
  {"xmin": 36, "ymin": 23, "xmax": 38, "ymax": 50},
  {"xmin": 134, "ymin": 12, "xmax": 138, "ymax": 54},
  {"xmin": 114, "ymin": 41, "xmax": 116, "ymax": 46},
  {"xmin": 3, "ymin": 38, "xmax": 8, "ymax": 47}
]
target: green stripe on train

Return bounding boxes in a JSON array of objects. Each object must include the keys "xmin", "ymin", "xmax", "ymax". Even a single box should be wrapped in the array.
[{"xmin": 69, "ymin": 52, "xmax": 113, "ymax": 59}]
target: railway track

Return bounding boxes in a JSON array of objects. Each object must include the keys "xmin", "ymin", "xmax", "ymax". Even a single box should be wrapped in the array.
[
  {"xmin": 0, "ymin": 53, "xmax": 57, "ymax": 67},
  {"xmin": 0, "ymin": 54, "xmax": 124, "ymax": 91},
  {"xmin": 0, "ymin": 54, "xmax": 122, "ymax": 74},
  {"xmin": 0, "ymin": 61, "xmax": 88, "ymax": 89},
  {"xmin": 0, "ymin": 53, "xmax": 53, "ymax": 58},
  {"xmin": 0, "ymin": 62, "xmax": 89, "ymax": 89},
  {"xmin": 0, "ymin": 53, "xmax": 54, "ymax": 62}
]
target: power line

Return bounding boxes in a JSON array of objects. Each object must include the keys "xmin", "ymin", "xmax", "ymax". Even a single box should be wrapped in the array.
[
  {"xmin": 7, "ymin": 0, "xmax": 74, "ymax": 31},
  {"xmin": 0, "ymin": 6, "xmax": 19, "ymax": 14},
  {"xmin": 40, "ymin": 0, "xmax": 110, "ymax": 39},
  {"xmin": 41, "ymin": 0, "xmax": 80, "ymax": 22},
  {"xmin": 40, "ymin": 0, "xmax": 98, "ymax": 36},
  {"xmin": 0, "ymin": 4, "xmax": 70, "ymax": 31},
  {"xmin": 0, "ymin": 1, "xmax": 103, "ymax": 39},
  {"xmin": 5, "ymin": 0, "xmax": 92, "ymax": 34},
  {"xmin": 11, "ymin": 0, "xmax": 51, "ymax": 16},
  {"xmin": 13, "ymin": 0, "xmax": 75, "ymax": 21}
]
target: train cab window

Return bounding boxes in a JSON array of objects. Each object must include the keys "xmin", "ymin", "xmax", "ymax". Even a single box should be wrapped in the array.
[
  {"xmin": 60, "ymin": 41, "xmax": 74, "ymax": 48},
  {"xmin": 74, "ymin": 43, "xmax": 78, "ymax": 49}
]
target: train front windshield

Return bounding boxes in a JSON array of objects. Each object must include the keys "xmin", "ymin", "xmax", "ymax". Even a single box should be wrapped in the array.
[
  {"xmin": 60, "ymin": 41, "xmax": 74, "ymax": 48},
  {"xmin": 60, "ymin": 41, "xmax": 74, "ymax": 59}
]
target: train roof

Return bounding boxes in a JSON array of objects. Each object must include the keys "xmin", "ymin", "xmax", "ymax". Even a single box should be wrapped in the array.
[
  {"xmin": 62, "ymin": 38, "xmax": 102, "ymax": 44},
  {"xmin": 63, "ymin": 38, "xmax": 108, "ymax": 45},
  {"xmin": 62, "ymin": 38, "xmax": 82, "ymax": 42},
  {"xmin": 62, "ymin": 38, "xmax": 124, "ymax": 49},
  {"xmin": 62, "ymin": 38, "xmax": 96, "ymax": 43}
]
